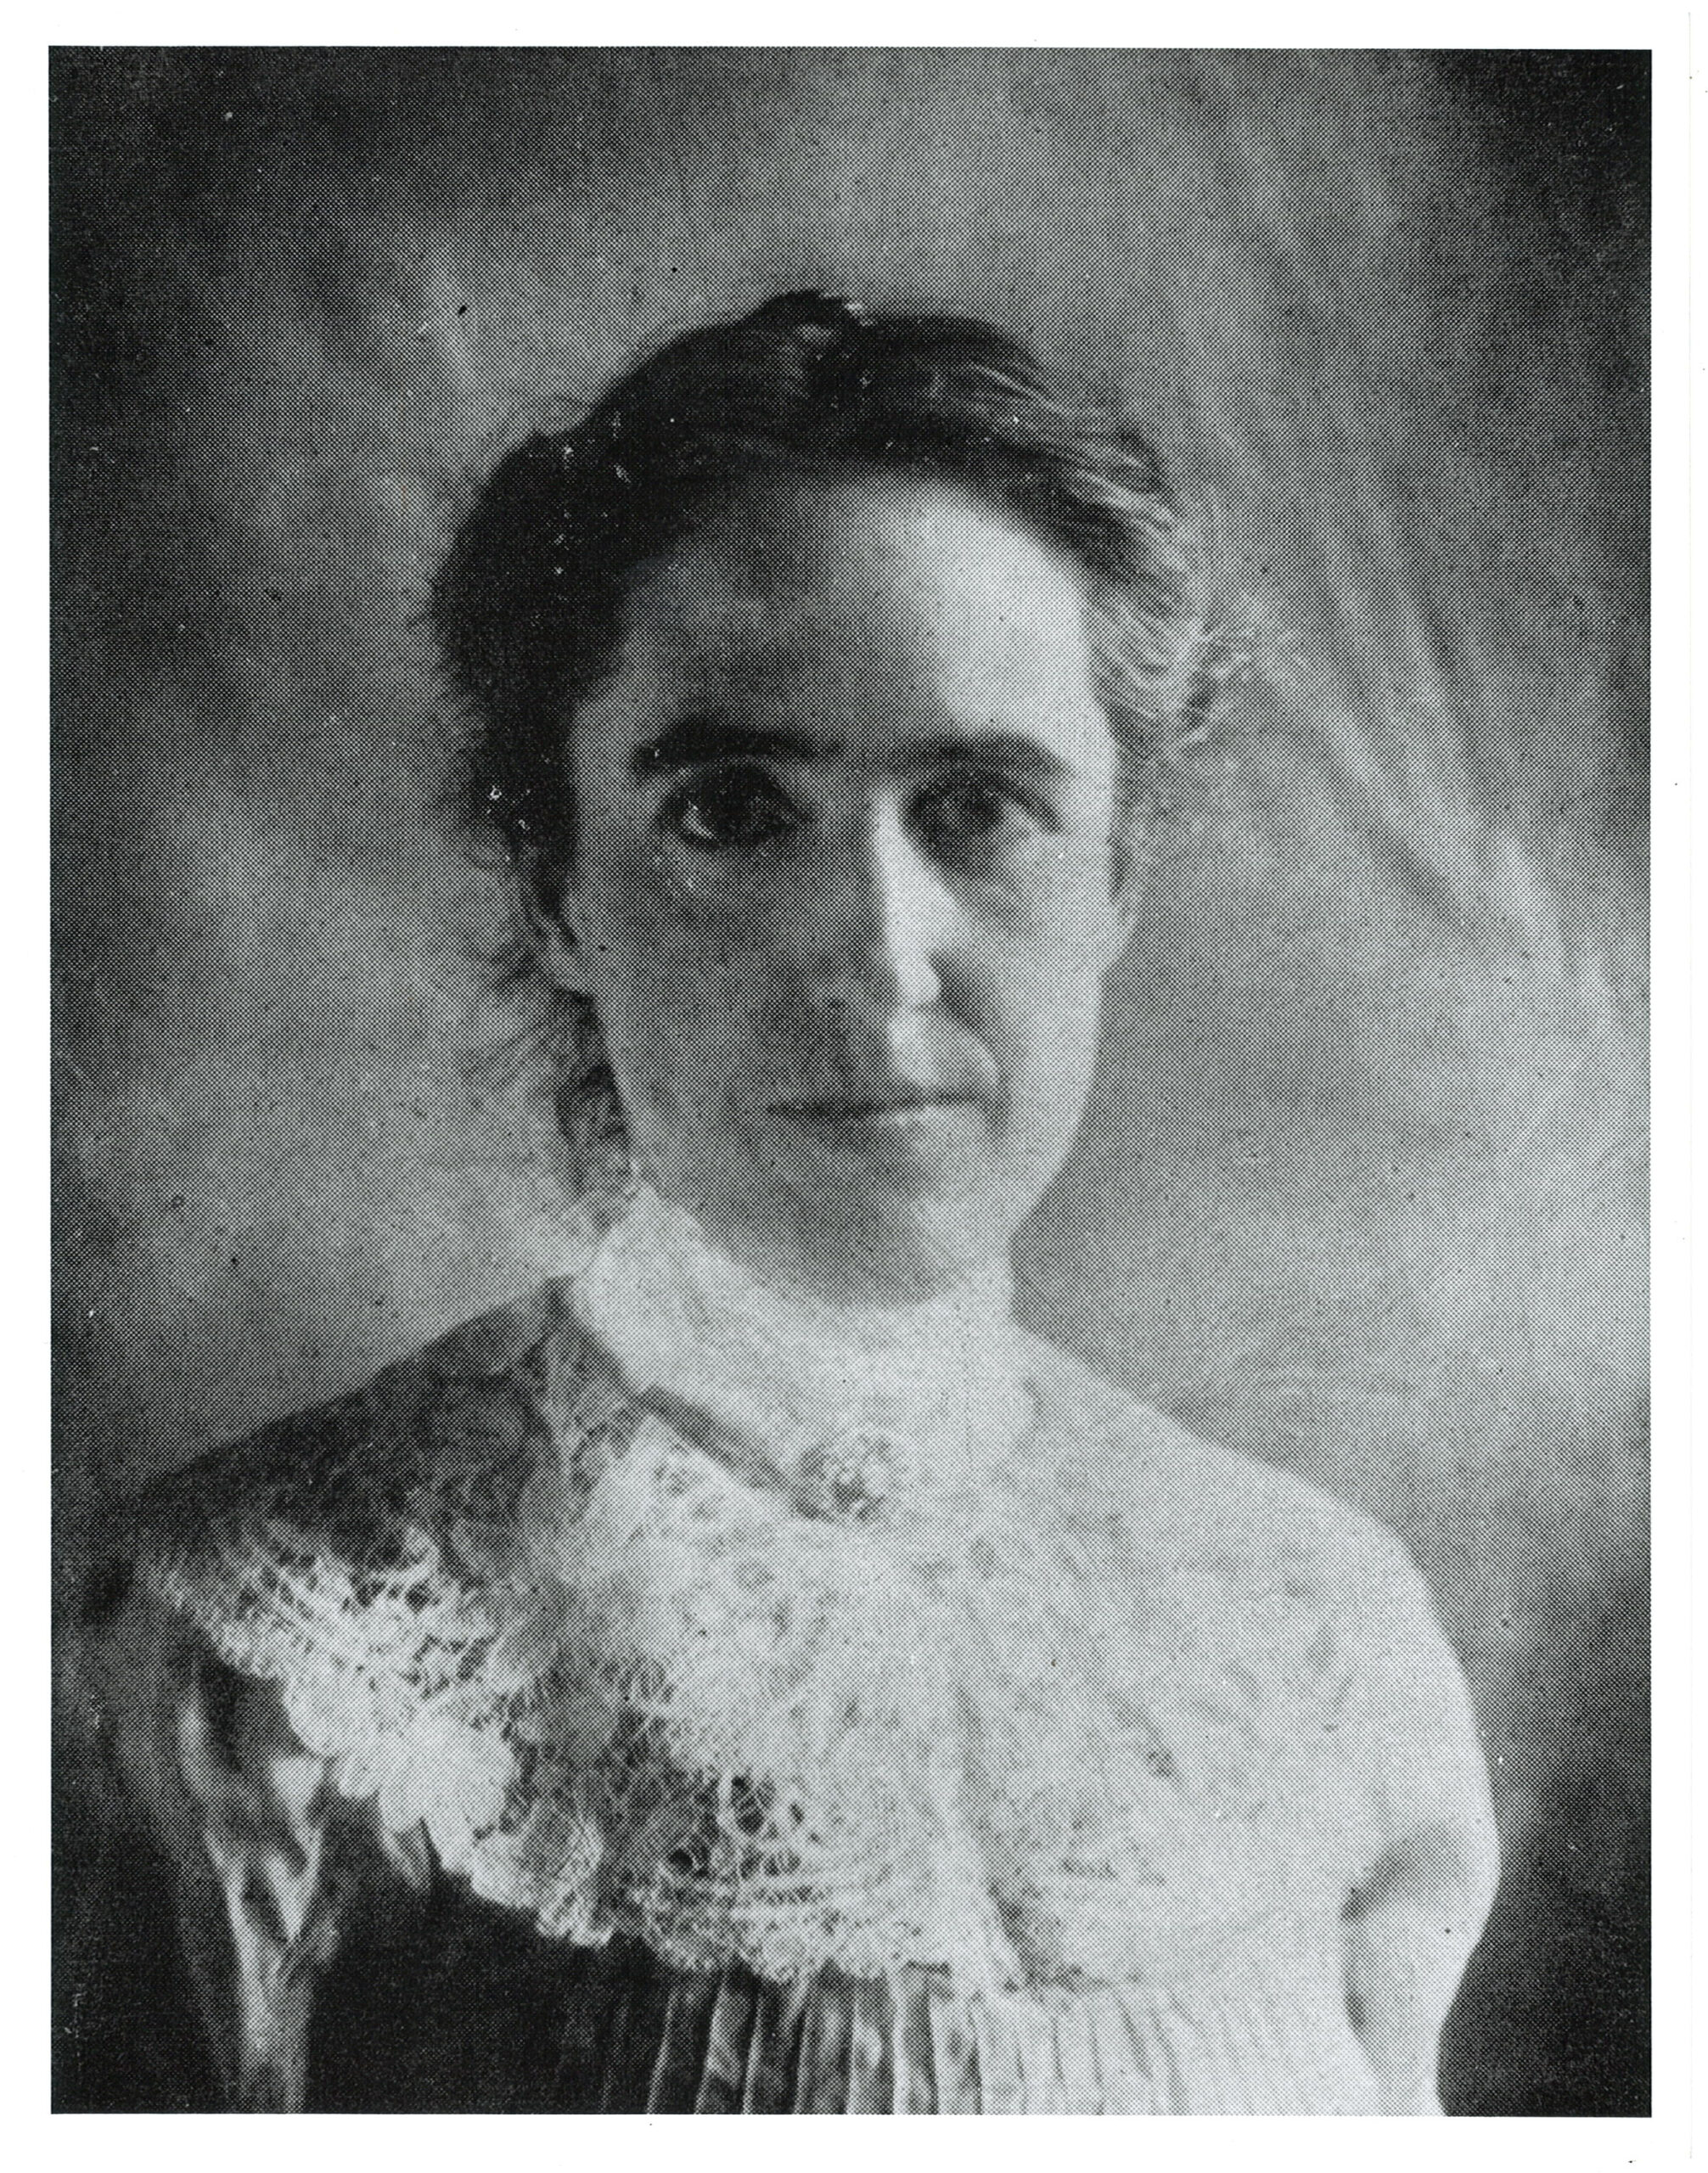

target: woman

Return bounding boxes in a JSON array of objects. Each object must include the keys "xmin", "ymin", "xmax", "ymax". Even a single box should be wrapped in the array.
[{"xmin": 69, "ymin": 294, "xmax": 1497, "ymax": 2113}]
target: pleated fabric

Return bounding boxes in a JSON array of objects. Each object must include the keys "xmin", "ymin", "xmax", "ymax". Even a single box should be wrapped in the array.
[
  {"xmin": 553, "ymin": 1934, "xmax": 1380, "ymax": 2114},
  {"xmin": 93, "ymin": 1198, "xmax": 1493, "ymax": 2112}
]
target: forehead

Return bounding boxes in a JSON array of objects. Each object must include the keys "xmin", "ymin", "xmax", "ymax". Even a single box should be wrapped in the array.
[{"xmin": 601, "ymin": 475, "xmax": 1109, "ymax": 758}]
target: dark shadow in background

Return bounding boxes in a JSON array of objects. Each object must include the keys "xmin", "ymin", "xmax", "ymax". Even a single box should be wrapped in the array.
[{"xmin": 1426, "ymin": 52, "xmax": 1649, "ymax": 2116}]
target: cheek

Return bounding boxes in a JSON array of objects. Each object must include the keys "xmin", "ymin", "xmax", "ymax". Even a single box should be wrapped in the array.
[
  {"xmin": 972, "ymin": 887, "xmax": 1120, "ymax": 1064},
  {"xmin": 963, "ymin": 939, "xmax": 1114, "ymax": 1171},
  {"xmin": 999, "ymin": 983, "xmax": 1105, "ymax": 1124},
  {"xmin": 575, "ymin": 860, "xmax": 773, "ymax": 1099}
]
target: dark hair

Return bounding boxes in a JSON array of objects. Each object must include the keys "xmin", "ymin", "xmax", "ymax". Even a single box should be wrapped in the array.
[
  {"xmin": 432, "ymin": 293, "xmax": 1223, "ymax": 1187},
  {"xmin": 434, "ymin": 291, "xmax": 1216, "ymax": 899}
]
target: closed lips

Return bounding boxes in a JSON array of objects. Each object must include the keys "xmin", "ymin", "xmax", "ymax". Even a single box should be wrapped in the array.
[{"xmin": 770, "ymin": 1095, "xmax": 975, "ymax": 1118}]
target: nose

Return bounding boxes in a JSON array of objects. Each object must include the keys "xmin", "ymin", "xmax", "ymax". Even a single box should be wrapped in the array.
[{"xmin": 812, "ymin": 800, "xmax": 952, "ymax": 1015}]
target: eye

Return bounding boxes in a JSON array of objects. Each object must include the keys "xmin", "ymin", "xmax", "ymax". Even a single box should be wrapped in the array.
[
  {"xmin": 658, "ymin": 765, "xmax": 802, "ymax": 852},
  {"xmin": 913, "ymin": 770, "xmax": 1055, "ymax": 856}
]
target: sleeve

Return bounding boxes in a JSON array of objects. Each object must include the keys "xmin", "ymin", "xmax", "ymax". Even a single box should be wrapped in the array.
[
  {"xmin": 1340, "ymin": 1526, "xmax": 1501, "ymax": 2113},
  {"xmin": 67, "ymin": 1569, "xmax": 394, "ymax": 2111},
  {"xmin": 1350, "ymin": 1528, "xmax": 1500, "ymax": 1901}
]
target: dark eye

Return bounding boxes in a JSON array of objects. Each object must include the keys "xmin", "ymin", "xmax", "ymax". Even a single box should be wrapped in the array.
[
  {"xmin": 659, "ymin": 766, "xmax": 801, "ymax": 852},
  {"xmin": 913, "ymin": 771, "xmax": 1052, "ymax": 855}
]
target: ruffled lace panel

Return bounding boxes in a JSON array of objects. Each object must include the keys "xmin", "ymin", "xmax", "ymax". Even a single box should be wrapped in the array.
[{"xmin": 135, "ymin": 1200, "xmax": 1379, "ymax": 1997}]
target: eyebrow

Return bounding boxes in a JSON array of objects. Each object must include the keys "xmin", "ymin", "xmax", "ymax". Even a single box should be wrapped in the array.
[
  {"xmin": 628, "ymin": 717, "xmax": 1075, "ymax": 783},
  {"xmin": 629, "ymin": 719, "xmax": 829, "ymax": 777},
  {"xmin": 902, "ymin": 734, "xmax": 1074, "ymax": 783}
]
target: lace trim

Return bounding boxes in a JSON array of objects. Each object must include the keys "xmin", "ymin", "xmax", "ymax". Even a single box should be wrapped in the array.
[
  {"xmin": 137, "ymin": 1204, "xmax": 1368, "ymax": 1989},
  {"xmin": 575, "ymin": 1186, "xmax": 1032, "ymax": 1508},
  {"xmin": 144, "ymin": 1367, "xmax": 1029, "ymax": 1981}
]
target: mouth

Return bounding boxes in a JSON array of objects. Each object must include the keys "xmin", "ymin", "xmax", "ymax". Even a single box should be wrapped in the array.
[{"xmin": 769, "ymin": 1093, "xmax": 976, "ymax": 1122}]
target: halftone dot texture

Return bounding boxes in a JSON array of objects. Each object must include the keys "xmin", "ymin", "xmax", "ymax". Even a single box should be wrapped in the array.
[
  {"xmin": 96, "ymin": 1192, "xmax": 1490, "ymax": 2110},
  {"xmin": 55, "ymin": 53, "xmax": 1644, "ymax": 2114}
]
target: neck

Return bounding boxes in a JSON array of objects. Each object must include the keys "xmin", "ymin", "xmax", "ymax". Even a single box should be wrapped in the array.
[
  {"xmin": 653, "ymin": 1179, "xmax": 1009, "ymax": 1313},
  {"xmin": 702, "ymin": 1215, "xmax": 1013, "ymax": 1322},
  {"xmin": 573, "ymin": 1183, "xmax": 1030, "ymax": 1502}
]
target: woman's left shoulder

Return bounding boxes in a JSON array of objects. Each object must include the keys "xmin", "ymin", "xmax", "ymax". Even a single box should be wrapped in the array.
[{"xmin": 1021, "ymin": 1330, "xmax": 1408, "ymax": 1604}]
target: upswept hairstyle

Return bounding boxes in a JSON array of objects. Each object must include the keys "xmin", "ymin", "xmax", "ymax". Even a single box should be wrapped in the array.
[
  {"xmin": 431, "ymin": 291, "xmax": 1222, "ymax": 1179},
  {"xmin": 435, "ymin": 290, "xmax": 1217, "ymax": 896}
]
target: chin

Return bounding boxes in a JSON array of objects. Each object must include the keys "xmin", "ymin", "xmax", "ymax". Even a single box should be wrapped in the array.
[{"xmin": 736, "ymin": 1177, "xmax": 1019, "ymax": 1306}]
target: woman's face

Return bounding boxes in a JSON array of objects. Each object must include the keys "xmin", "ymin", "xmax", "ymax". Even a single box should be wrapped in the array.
[{"xmin": 548, "ymin": 474, "xmax": 1138, "ymax": 1302}]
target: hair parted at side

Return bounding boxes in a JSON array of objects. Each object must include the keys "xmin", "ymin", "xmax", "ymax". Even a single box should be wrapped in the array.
[{"xmin": 432, "ymin": 291, "xmax": 1222, "ymax": 901}]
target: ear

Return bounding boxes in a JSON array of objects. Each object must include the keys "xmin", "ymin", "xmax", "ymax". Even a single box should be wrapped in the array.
[
  {"xmin": 516, "ymin": 856, "xmax": 594, "ymax": 997},
  {"xmin": 1103, "ymin": 810, "xmax": 1147, "ymax": 969}
]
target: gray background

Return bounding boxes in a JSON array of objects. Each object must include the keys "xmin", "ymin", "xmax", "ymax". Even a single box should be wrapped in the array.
[{"xmin": 53, "ymin": 50, "xmax": 1647, "ymax": 2112}]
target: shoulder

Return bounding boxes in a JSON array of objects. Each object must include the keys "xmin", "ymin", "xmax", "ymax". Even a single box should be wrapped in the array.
[
  {"xmin": 1015, "ymin": 1335, "xmax": 1485, "ymax": 1861},
  {"xmin": 113, "ymin": 1281, "xmax": 587, "ymax": 1565},
  {"xmin": 79, "ymin": 1281, "xmax": 610, "ymax": 1723},
  {"xmin": 1022, "ymin": 1328, "xmax": 1406, "ymax": 1603}
]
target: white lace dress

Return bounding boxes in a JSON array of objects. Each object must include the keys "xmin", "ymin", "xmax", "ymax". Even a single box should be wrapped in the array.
[{"xmin": 73, "ymin": 1188, "xmax": 1497, "ymax": 2113}]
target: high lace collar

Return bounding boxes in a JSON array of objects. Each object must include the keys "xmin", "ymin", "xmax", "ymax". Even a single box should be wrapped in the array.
[
  {"xmin": 134, "ymin": 1183, "xmax": 1376, "ymax": 1990},
  {"xmin": 571, "ymin": 1184, "xmax": 1033, "ymax": 1515}
]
